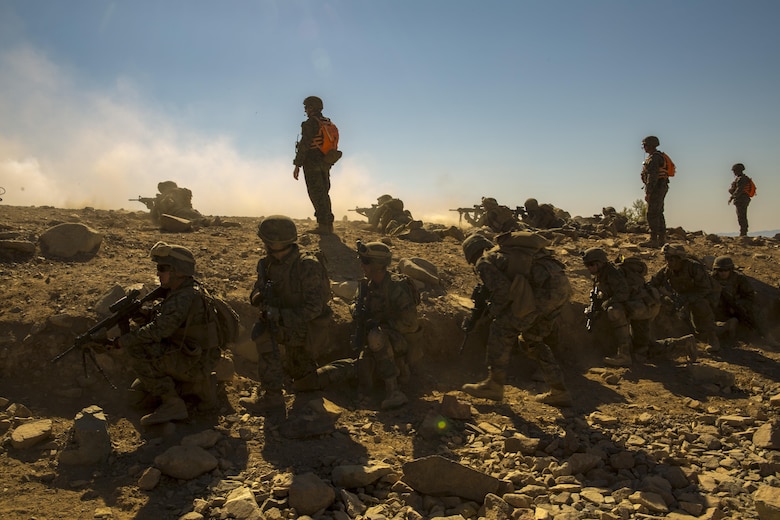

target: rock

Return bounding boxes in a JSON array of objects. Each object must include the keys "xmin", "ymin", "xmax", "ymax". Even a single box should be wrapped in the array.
[
  {"xmin": 181, "ymin": 429, "xmax": 222, "ymax": 448},
  {"xmin": 331, "ymin": 463, "xmax": 394, "ymax": 489},
  {"xmin": 339, "ymin": 488, "xmax": 367, "ymax": 517},
  {"xmin": 138, "ymin": 467, "xmax": 161, "ymax": 490},
  {"xmin": 402, "ymin": 455, "xmax": 500, "ymax": 502},
  {"xmin": 11, "ymin": 419, "xmax": 52, "ymax": 449},
  {"xmin": 483, "ymin": 493, "xmax": 512, "ymax": 520},
  {"xmin": 754, "ymin": 485, "xmax": 780, "ymax": 520},
  {"xmin": 688, "ymin": 364, "xmax": 735, "ymax": 388},
  {"xmin": 503, "ymin": 433, "xmax": 540, "ymax": 455},
  {"xmin": 566, "ymin": 452, "xmax": 602, "ymax": 475},
  {"xmin": 753, "ymin": 421, "xmax": 780, "ymax": 449},
  {"xmin": 39, "ymin": 222, "xmax": 102, "ymax": 258},
  {"xmin": 0, "ymin": 239, "xmax": 36, "ymax": 254},
  {"xmin": 628, "ymin": 490, "xmax": 669, "ymax": 514},
  {"xmin": 397, "ymin": 257, "xmax": 440, "ymax": 287},
  {"xmin": 440, "ymin": 393, "xmax": 472, "ymax": 420},
  {"xmin": 223, "ymin": 486, "xmax": 261, "ymax": 519},
  {"xmin": 287, "ymin": 472, "xmax": 335, "ymax": 515},
  {"xmin": 159, "ymin": 214, "xmax": 192, "ymax": 232},
  {"xmin": 59, "ymin": 406, "xmax": 112, "ymax": 465},
  {"xmin": 154, "ymin": 445, "xmax": 218, "ymax": 480},
  {"xmin": 331, "ymin": 280, "xmax": 358, "ymax": 300}
]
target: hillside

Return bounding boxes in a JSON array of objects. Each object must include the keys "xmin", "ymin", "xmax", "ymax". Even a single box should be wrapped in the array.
[{"xmin": 0, "ymin": 204, "xmax": 779, "ymax": 520}]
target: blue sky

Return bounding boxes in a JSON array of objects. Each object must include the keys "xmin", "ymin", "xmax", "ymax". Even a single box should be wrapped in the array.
[{"xmin": 1, "ymin": 1, "xmax": 778, "ymax": 234}]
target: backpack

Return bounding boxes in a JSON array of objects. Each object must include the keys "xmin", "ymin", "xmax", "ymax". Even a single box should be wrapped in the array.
[
  {"xmin": 659, "ymin": 152, "xmax": 676, "ymax": 178},
  {"xmin": 314, "ymin": 117, "xmax": 342, "ymax": 165},
  {"xmin": 199, "ymin": 286, "xmax": 241, "ymax": 348},
  {"xmin": 494, "ymin": 231, "xmax": 552, "ymax": 278},
  {"xmin": 745, "ymin": 176, "xmax": 757, "ymax": 197}
]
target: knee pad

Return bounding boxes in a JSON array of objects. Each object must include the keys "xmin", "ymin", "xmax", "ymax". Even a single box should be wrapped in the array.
[{"xmin": 367, "ymin": 328, "xmax": 390, "ymax": 353}]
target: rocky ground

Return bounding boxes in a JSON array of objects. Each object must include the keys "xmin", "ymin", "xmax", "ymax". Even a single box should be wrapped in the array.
[{"xmin": 0, "ymin": 204, "xmax": 779, "ymax": 520}]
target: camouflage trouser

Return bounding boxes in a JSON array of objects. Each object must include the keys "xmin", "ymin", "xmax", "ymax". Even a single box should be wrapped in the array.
[
  {"xmin": 303, "ymin": 164, "xmax": 334, "ymax": 225},
  {"xmin": 125, "ymin": 341, "xmax": 214, "ymax": 397},
  {"xmin": 735, "ymin": 200, "xmax": 750, "ymax": 236},
  {"xmin": 687, "ymin": 298, "xmax": 717, "ymax": 342},
  {"xmin": 487, "ymin": 311, "xmax": 565, "ymax": 389},
  {"xmin": 630, "ymin": 319, "xmax": 652, "ymax": 354},
  {"xmin": 716, "ymin": 298, "xmax": 757, "ymax": 329},
  {"xmin": 357, "ymin": 328, "xmax": 405, "ymax": 393},
  {"xmin": 646, "ymin": 181, "xmax": 668, "ymax": 238},
  {"xmin": 254, "ymin": 326, "xmax": 317, "ymax": 393}
]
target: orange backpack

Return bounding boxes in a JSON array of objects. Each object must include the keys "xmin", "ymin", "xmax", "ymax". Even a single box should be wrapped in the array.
[
  {"xmin": 312, "ymin": 117, "xmax": 339, "ymax": 155},
  {"xmin": 659, "ymin": 152, "xmax": 676, "ymax": 178},
  {"xmin": 745, "ymin": 176, "xmax": 757, "ymax": 197}
]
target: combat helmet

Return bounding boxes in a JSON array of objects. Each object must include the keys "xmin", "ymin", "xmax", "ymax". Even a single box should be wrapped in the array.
[
  {"xmin": 713, "ymin": 256, "xmax": 735, "ymax": 271},
  {"xmin": 481, "ymin": 197, "xmax": 498, "ymax": 208},
  {"xmin": 524, "ymin": 198, "xmax": 539, "ymax": 211},
  {"xmin": 303, "ymin": 96, "xmax": 324, "ymax": 111},
  {"xmin": 377, "ymin": 194, "xmax": 393, "ymax": 205},
  {"xmin": 257, "ymin": 215, "xmax": 297, "ymax": 250},
  {"xmin": 582, "ymin": 247, "xmax": 608, "ymax": 265},
  {"xmin": 661, "ymin": 243, "xmax": 686, "ymax": 258},
  {"xmin": 462, "ymin": 233, "xmax": 495, "ymax": 265},
  {"xmin": 150, "ymin": 241, "xmax": 196, "ymax": 276},
  {"xmin": 357, "ymin": 240, "xmax": 392, "ymax": 267},
  {"xmin": 731, "ymin": 163, "xmax": 745, "ymax": 173},
  {"xmin": 602, "ymin": 206, "xmax": 617, "ymax": 215},
  {"xmin": 642, "ymin": 135, "xmax": 660, "ymax": 147},
  {"xmin": 157, "ymin": 180, "xmax": 178, "ymax": 193}
]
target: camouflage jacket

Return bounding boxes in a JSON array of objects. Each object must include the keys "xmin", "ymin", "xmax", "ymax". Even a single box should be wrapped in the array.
[
  {"xmin": 714, "ymin": 270, "xmax": 754, "ymax": 308},
  {"xmin": 641, "ymin": 151, "xmax": 667, "ymax": 193},
  {"xmin": 523, "ymin": 204, "xmax": 563, "ymax": 229},
  {"xmin": 365, "ymin": 272, "xmax": 419, "ymax": 335},
  {"xmin": 729, "ymin": 173, "xmax": 752, "ymax": 204},
  {"xmin": 119, "ymin": 279, "xmax": 211, "ymax": 352},
  {"xmin": 294, "ymin": 113, "xmax": 326, "ymax": 168},
  {"xmin": 593, "ymin": 262, "xmax": 630, "ymax": 309},
  {"xmin": 477, "ymin": 205, "xmax": 518, "ymax": 233},
  {"xmin": 650, "ymin": 257, "xmax": 720, "ymax": 304},
  {"xmin": 251, "ymin": 245, "xmax": 331, "ymax": 332}
]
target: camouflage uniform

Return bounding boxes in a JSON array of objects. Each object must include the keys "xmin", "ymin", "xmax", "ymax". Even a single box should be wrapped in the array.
[
  {"xmin": 369, "ymin": 198, "xmax": 412, "ymax": 234},
  {"xmin": 120, "ymin": 279, "xmax": 219, "ymax": 397},
  {"xmin": 250, "ymin": 244, "xmax": 332, "ymax": 395},
  {"xmin": 294, "ymin": 112, "xmax": 334, "ymax": 229},
  {"xmin": 600, "ymin": 207, "xmax": 628, "ymax": 234},
  {"xmin": 650, "ymin": 253, "xmax": 720, "ymax": 349},
  {"xmin": 713, "ymin": 268, "xmax": 756, "ymax": 328},
  {"xmin": 474, "ymin": 249, "xmax": 569, "ymax": 397},
  {"xmin": 476, "ymin": 204, "xmax": 521, "ymax": 233},
  {"xmin": 523, "ymin": 204, "xmax": 563, "ymax": 229},
  {"xmin": 588, "ymin": 261, "xmax": 633, "ymax": 362},
  {"xmin": 728, "ymin": 171, "xmax": 752, "ymax": 236},
  {"xmin": 641, "ymin": 150, "xmax": 669, "ymax": 244},
  {"xmin": 356, "ymin": 272, "xmax": 420, "ymax": 393}
]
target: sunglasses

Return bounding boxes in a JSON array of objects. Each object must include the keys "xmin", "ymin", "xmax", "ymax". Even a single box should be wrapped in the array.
[
  {"xmin": 157, "ymin": 264, "xmax": 173, "ymax": 272},
  {"xmin": 360, "ymin": 256, "xmax": 372, "ymax": 265}
]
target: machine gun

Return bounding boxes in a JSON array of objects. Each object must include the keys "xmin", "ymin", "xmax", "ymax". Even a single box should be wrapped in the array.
[
  {"xmin": 513, "ymin": 206, "xmax": 528, "ymax": 220},
  {"xmin": 459, "ymin": 284, "xmax": 489, "ymax": 354},
  {"xmin": 129, "ymin": 196, "xmax": 156, "ymax": 210},
  {"xmin": 52, "ymin": 286, "xmax": 166, "ymax": 387},
  {"xmin": 584, "ymin": 281, "xmax": 602, "ymax": 332},
  {"xmin": 659, "ymin": 280, "xmax": 688, "ymax": 321},
  {"xmin": 351, "ymin": 279, "xmax": 369, "ymax": 353},
  {"xmin": 0, "ymin": 186, "xmax": 5, "ymax": 202},
  {"xmin": 348, "ymin": 205, "xmax": 378, "ymax": 220},
  {"xmin": 449, "ymin": 205, "xmax": 483, "ymax": 226}
]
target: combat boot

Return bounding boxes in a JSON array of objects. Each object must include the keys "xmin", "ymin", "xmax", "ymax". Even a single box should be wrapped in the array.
[
  {"xmin": 380, "ymin": 378, "xmax": 408, "ymax": 410},
  {"xmin": 704, "ymin": 333, "xmax": 721, "ymax": 354},
  {"xmin": 140, "ymin": 393, "xmax": 188, "ymax": 426},
  {"xmin": 292, "ymin": 370, "xmax": 322, "ymax": 392},
  {"xmin": 716, "ymin": 318, "xmax": 739, "ymax": 340},
  {"xmin": 604, "ymin": 348, "xmax": 632, "ymax": 368},
  {"xmin": 239, "ymin": 388, "xmax": 285, "ymax": 414},
  {"xmin": 534, "ymin": 385, "xmax": 572, "ymax": 408},
  {"xmin": 127, "ymin": 378, "xmax": 158, "ymax": 410},
  {"xmin": 462, "ymin": 369, "xmax": 505, "ymax": 401}
]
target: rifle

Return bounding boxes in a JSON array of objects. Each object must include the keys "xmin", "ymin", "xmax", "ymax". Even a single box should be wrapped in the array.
[
  {"xmin": 584, "ymin": 280, "xmax": 602, "ymax": 332},
  {"xmin": 351, "ymin": 279, "xmax": 369, "ymax": 353},
  {"xmin": 659, "ymin": 279, "xmax": 688, "ymax": 321},
  {"xmin": 52, "ymin": 286, "xmax": 166, "ymax": 387},
  {"xmin": 459, "ymin": 284, "xmax": 489, "ymax": 354},
  {"xmin": 129, "ymin": 196, "xmax": 156, "ymax": 211},
  {"xmin": 449, "ymin": 205, "xmax": 483, "ymax": 226},
  {"xmin": 348, "ymin": 205, "xmax": 378, "ymax": 220}
]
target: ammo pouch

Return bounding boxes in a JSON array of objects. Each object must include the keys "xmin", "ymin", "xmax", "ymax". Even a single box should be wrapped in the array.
[
  {"xmin": 510, "ymin": 275, "xmax": 537, "ymax": 320},
  {"xmin": 324, "ymin": 149, "xmax": 343, "ymax": 165},
  {"xmin": 625, "ymin": 286, "xmax": 661, "ymax": 321}
]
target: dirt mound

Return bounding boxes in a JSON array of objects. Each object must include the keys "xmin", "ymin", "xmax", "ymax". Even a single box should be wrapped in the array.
[{"xmin": 1, "ymin": 205, "xmax": 779, "ymax": 519}]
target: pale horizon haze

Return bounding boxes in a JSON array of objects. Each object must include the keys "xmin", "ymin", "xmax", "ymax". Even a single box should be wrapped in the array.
[{"xmin": 1, "ymin": 1, "xmax": 778, "ymax": 235}]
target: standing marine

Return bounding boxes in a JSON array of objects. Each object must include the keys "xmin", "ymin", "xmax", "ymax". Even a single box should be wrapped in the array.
[
  {"xmin": 293, "ymin": 96, "xmax": 337, "ymax": 235},
  {"xmin": 239, "ymin": 215, "xmax": 333, "ymax": 413},
  {"xmin": 727, "ymin": 163, "xmax": 755, "ymax": 237},
  {"xmin": 639, "ymin": 136, "xmax": 670, "ymax": 247}
]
